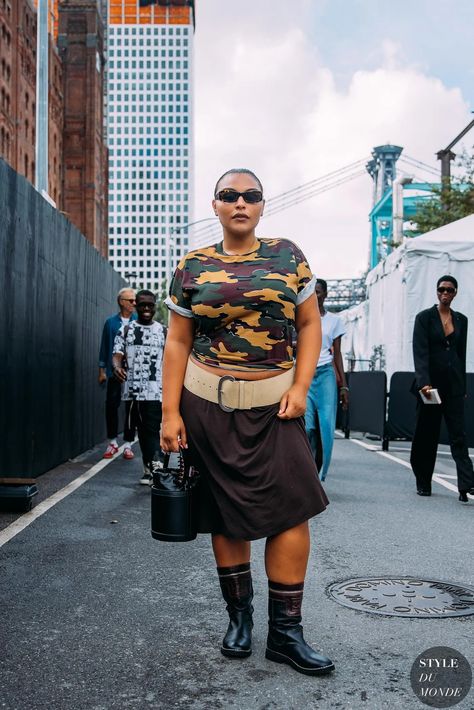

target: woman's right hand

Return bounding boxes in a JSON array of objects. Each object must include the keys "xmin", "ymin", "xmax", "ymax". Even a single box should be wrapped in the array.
[{"xmin": 161, "ymin": 414, "xmax": 188, "ymax": 452}]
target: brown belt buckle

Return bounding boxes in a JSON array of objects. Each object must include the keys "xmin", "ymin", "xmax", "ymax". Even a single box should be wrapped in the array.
[{"xmin": 217, "ymin": 375, "xmax": 236, "ymax": 412}]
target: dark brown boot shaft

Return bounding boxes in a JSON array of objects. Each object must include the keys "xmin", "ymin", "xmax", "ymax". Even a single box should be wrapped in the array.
[{"xmin": 217, "ymin": 563, "xmax": 253, "ymax": 658}]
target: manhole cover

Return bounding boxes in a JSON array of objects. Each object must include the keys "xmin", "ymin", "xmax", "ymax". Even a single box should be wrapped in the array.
[{"xmin": 327, "ymin": 577, "xmax": 474, "ymax": 617}]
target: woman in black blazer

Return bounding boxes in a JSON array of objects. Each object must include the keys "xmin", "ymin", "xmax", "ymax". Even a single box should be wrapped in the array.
[{"xmin": 411, "ymin": 275, "xmax": 474, "ymax": 502}]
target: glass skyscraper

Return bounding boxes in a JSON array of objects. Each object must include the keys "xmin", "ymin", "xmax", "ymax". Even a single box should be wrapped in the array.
[{"xmin": 106, "ymin": 1, "xmax": 194, "ymax": 291}]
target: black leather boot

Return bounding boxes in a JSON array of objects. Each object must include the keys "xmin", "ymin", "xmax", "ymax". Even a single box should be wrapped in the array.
[
  {"xmin": 217, "ymin": 562, "xmax": 253, "ymax": 658},
  {"xmin": 265, "ymin": 581, "xmax": 335, "ymax": 675}
]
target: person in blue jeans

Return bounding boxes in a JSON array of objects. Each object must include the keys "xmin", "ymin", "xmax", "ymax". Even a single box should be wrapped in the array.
[
  {"xmin": 98, "ymin": 287, "xmax": 137, "ymax": 459},
  {"xmin": 305, "ymin": 279, "xmax": 349, "ymax": 481}
]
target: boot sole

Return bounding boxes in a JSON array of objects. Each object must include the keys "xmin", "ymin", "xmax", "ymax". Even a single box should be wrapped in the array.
[
  {"xmin": 221, "ymin": 647, "xmax": 252, "ymax": 659},
  {"xmin": 265, "ymin": 648, "xmax": 335, "ymax": 675}
]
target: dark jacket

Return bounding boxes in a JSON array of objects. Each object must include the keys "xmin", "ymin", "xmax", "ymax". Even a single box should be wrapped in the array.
[
  {"xmin": 412, "ymin": 305, "xmax": 468, "ymax": 397},
  {"xmin": 99, "ymin": 312, "xmax": 137, "ymax": 378}
]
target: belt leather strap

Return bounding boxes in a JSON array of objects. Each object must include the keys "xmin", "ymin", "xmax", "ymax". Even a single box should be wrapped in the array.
[{"xmin": 183, "ymin": 358, "xmax": 295, "ymax": 411}]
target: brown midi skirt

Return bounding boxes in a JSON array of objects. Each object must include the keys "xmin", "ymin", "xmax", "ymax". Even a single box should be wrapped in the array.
[{"xmin": 180, "ymin": 388, "xmax": 329, "ymax": 541}]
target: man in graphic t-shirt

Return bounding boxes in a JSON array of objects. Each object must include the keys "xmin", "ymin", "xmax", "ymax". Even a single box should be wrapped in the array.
[{"xmin": 112, "ymin": 290, "xmax": 166, "ymax": 484}]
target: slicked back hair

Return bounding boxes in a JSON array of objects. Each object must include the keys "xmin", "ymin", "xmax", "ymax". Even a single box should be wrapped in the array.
[{"xmin": 214, "ymin": 168, "xmax": 263, "ymax": 197}]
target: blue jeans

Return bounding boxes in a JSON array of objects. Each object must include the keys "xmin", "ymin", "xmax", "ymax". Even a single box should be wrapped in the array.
[{"xmin": 305, "ymin": 363, "xmax": 338, "ymax": 481}]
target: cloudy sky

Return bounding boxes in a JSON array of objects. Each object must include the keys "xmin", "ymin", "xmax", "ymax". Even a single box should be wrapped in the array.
[{"xmin": 192, "ymin": 0, "xmax": 473, "ymax": 278}]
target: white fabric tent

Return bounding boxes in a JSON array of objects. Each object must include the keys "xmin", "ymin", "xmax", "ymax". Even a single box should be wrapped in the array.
[{"xmin": 340, "ymin": 214, "xmax": 474, "ymax": 378}]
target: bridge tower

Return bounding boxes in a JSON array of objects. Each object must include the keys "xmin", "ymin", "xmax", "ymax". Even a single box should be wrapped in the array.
[{"xmin": 366, "ymin": 144, "xmax": 403, "ymax": 207}]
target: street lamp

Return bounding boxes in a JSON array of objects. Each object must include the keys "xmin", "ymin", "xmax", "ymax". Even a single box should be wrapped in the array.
[
  {"xmin": 166, "ymin": 216, "xmax": 218, "ymax": 290},
  {"xmin": 124, "ymin": 271, "xmax": 138, "ymax": 289}
]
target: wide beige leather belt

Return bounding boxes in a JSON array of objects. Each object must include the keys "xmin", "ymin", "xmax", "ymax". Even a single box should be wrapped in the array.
[{"xmin": 183, "ymin": 357, "xmax": 295, "ymax": 412}]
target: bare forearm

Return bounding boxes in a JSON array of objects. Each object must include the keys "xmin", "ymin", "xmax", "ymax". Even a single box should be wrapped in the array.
[
  {"xmin": 162, "ymin": 339, "xmax": 192, "ymax": 415},
  {"xmin": 334, "ymin": 351, "xmax": 347, "ymax": 387},
  {"xmin": 112, "ymin": 353, "xmax": 123, "ymax": 370},
  {"xmin": 295, "ymin": 321, "xmax": 320, "ymax": 391}
]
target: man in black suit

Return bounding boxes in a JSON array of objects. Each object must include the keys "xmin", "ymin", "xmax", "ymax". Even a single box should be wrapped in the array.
[{"xmin": 411, "ymin": 275, "xmax": 474, "ymax": 502}]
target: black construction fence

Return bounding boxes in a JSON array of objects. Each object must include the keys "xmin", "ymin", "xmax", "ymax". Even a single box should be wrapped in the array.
[
  {"xmin": 1, "ymin": 159, "xmax": 125, "ymax": 478},
  {"xmin": 339, "ymin": 370, "xmax": 474, "ymax": 450}
]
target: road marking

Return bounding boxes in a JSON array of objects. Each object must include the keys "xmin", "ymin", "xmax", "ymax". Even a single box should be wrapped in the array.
[
  {"xmin": 336, "ymin": 434, "xmax": 472, "ymax": 498},
  {"xmin": 386, "ymin": 446, "xmax": 474, "ymax": 459},
  {"xmin": 0, "ymin": 444, "xmax": 128, "ymax": 549}
]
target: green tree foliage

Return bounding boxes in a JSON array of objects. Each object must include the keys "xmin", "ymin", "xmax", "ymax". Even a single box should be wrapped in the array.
[{"xmin": 413, "ymin": 149, "xmax": 474, "ymax": 234}]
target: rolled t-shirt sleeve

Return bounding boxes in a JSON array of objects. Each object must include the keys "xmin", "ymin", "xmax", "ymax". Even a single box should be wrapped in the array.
[
  {"xmin": 332, "ymin": 316, "xmax": 345, "ymax": 340},
  {"xmin": 293, "ymin": 244, "xmax": 316, "ymax": 305},
  {"xmin": 165, "ymin": 258, "xmax": 194, "ymax": 318},
  {"xmin": 113, "ymin": 327, "xmax": 125, "ymax": 355}
]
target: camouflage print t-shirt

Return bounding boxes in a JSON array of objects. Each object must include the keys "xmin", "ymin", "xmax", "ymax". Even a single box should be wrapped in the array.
[{"xmin": 165, "ymin": 238, "xmax": 316, "ymax": 371}]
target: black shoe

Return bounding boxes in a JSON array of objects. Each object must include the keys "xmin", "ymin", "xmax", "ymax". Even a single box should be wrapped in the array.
[
  {"xmin": 221, "ymin": 607, "xmax": 253, "ymax": 658},
  {"xmin": 266, "ymin": 581, "xmax": 334, "ymax": 676},
  {"xmin": 459, "ymin": 491, "xmax": 469, "ymax": 503},
  {"xmin": 417, "ymin": 488, "xmax": 431, "ymax": 496},
  {"xmin": 217, "ymin": 563, "xmax": 253, "ymax": 659}
]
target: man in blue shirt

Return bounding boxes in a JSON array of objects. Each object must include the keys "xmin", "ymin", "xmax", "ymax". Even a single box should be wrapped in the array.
[{"xmin": 98, "ymin": 288, "xmax": 137, "ymax": 459}]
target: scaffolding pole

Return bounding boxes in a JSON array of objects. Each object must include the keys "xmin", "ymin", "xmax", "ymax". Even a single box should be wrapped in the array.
[{"xmin": 35, "ymin": 0, "xmax": 49, "ymax": 195}]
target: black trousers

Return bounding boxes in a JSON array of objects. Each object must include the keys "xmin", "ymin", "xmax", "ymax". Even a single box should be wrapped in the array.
[
  {"xmin": 410, "ymin": 395, "xmax": 474, "ymax": 492},
  {"xmin": 129, "ymin": 400, "xmax": 163, "ymax": 470},
  {"xmin": 105, "ymin": 378, "xmax": 135, "ymax": 441}
]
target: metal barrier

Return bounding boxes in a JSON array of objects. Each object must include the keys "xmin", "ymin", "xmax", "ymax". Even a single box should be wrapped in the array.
[
  {"xmin": 342, "ymin": 370, "xmax": 474, "ymax": 450},
  {"xmin": 386, "ymin": 372, "xmax": 417, "ymax": 441},
  {"xmin": 344, "ymin": 371, "xmax": 387, "ymax": 446},
  {"xmin": 386, "ymin": 371, "xmax": 474, "ymax": 448}
]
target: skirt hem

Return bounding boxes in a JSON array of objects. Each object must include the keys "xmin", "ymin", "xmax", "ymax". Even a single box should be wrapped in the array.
[{"xmin": 197, "ymin": 504, "xmax": 328, "ymax": 541}]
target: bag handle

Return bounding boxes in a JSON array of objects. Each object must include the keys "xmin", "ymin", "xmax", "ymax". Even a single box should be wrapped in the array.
[{"xmin": 161, "ymin": 450, "xmax": 184, "ymax": 471}]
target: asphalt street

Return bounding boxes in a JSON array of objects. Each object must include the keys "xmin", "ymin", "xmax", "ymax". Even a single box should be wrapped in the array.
[{"xmin": 0, "ymin": 435, "xmax": 473, "ymax": 710}]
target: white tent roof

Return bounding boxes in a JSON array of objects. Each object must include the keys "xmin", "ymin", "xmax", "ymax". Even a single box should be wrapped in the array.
[
  {"xmin": 341, "ymin": 214, "xmax": 474, "ymax": 377},
  {"xmin": 367, "ymin": 214, "xmax": 474, "ymax": 286}
]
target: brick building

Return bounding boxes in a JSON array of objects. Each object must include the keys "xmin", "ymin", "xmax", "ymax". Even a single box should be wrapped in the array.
[
  {"xmin": 58, "ymin": 0, "xmax": 108, "ymax": 256},
  {"xmin": 0, "ymin": 0, "xmax": 107, "ymax": 256},
  {"xmin": 1, "ymin": 0, "xmax": 37, "ymax": 185}
]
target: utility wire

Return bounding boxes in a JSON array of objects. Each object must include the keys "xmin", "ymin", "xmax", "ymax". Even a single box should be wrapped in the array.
[
  {"xmin": 192, "ymin": 169, "xmax": 367, "ymax": 244},
  {"xmin": 192, "ymin": 158, "xmax": 370, "ymax": 241},
  {"xmin": 263, "ymin": 170, "xmax": 366, "ymax": 218},
  {"xmin": 400, "ymin": 155, "xmax": 439, "ymax": 176},
  {"xmin": 262, "ymin": 158, "xmax": 368, "ymax": 207},
  {"xmin": 190, "ymin": 153, "xmax": 439, "ymax": 245}
]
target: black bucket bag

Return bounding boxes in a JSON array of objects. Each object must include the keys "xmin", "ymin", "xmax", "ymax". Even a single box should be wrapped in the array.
[{"xmin": 150, "ymin": 451, "xmax": 200, "ymax": 542}]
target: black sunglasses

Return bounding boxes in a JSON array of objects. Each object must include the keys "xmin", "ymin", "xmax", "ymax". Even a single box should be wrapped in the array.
[
  {"xmin": 437, "ymin": 287, "xmax": 456, "ymax": 294},
  {"xmin": 215, "ymin": 189, "xmax": 263, "ymax": 204},
  {"xmin": 121, "ymin": 298, "xmax": 136, "ymax": 303}
]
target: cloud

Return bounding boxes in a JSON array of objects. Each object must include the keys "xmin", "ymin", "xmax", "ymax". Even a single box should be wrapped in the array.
[{"xmin": 194, "ymin": 3, "xmax": 472, "ymax": 278}]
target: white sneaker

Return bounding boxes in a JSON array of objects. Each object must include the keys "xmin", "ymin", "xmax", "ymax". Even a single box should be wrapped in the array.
[{"xmin": 139, "ymin": 471, "xmax": 152, "ymax": 485}]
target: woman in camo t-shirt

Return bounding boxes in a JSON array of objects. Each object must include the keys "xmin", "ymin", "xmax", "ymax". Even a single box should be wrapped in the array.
[{"xmin": 160, "ymin": 169, "xmax": 334, "ymax": 677}]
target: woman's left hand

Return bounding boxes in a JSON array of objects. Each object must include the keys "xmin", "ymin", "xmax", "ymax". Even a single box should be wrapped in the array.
[{"xmin": 277, "ymin": 383, "xmax": 307, "ymax": 419}]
